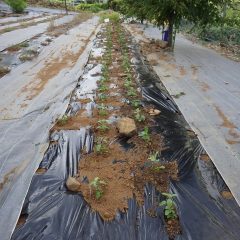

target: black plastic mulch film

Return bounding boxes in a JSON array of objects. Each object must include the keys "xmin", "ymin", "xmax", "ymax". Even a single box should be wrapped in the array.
[{"xmin": 12, "ymin": 28, "xmax": 240, "ymax": 240}]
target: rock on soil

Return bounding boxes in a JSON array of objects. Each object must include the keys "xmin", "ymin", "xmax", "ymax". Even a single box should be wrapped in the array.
[
  {"xmin": 150, "ymin": 39, "xmax": 168, "ymax": 49},
  {"xmin": 148, "ymin": 108, "xmax": 161, "ymax": 116},
  {"xmin": 66, "ymin": 176, "xmax": 81, "ymax": 192},
  {"xmin": 117, "ymin": 117, "xmax": 136, "ymax": 136}
]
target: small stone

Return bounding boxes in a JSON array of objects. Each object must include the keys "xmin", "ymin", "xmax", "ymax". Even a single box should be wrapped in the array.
[
  {"xmin": 119, "ymin": 73, "xmax": 127, "ymax": 77},
  {"xmin": 148, "ymin": 109, "xmax": 161, "ymax": 116},
  {"xmin": 103, "ymin": 212, "xmax": 111, "ymax": 219},
  {"xmin": 45, "ymin": 38, "xmax": 52, "ymax": 43},
  {"xmin": 221, "ymin": 191, "xmax": 233, "ymax": 199},
  {"xmin": 66, "ymin": 176, "xmax": 81, "ymax": 192},
  {"xmin": 41, "ymin": 41, "xmax": 49, "ymax": 46},
  {"xmin": 155, "ymin": 40, "xmax": 168, "ymax": 49},
  {"xmin": 117, "ymin": 117, "xmax": 136, "ymax": 136},
  {"xmin": 167, "ymin": 220, "xmax": 172, "ymax": 224}
]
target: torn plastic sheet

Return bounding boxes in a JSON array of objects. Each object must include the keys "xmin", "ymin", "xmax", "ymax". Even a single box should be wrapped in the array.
[
  {"xmin": 0, "ymin": 18, "xmax": 100, "ymax": 240},
  {"xmin": 11, "ymin": 31, "xmax": 240, "ymax": 240}
]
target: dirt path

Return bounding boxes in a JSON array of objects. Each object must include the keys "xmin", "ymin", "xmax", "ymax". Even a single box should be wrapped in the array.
[
  {"xmin": 126, "ymin": 23, "xmax": 240, "ymax": 206},
  {"xmin": 0, "ymin": 16, "xmax": 100, "ymax": 240}
]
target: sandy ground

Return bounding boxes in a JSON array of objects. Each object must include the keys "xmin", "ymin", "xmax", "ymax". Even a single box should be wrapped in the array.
[{"xmin": 126, "ymin": 23, "xmax": 240, "ymax": 206}]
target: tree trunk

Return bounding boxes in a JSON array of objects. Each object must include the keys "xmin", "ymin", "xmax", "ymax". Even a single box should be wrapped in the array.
[
  {"xmin": 64, "ymin": 0, "xmax": 68, "ymax": 15},
  {"xmin": 168, "ymin": 18, "xmax": 174, "ymax": 49}
]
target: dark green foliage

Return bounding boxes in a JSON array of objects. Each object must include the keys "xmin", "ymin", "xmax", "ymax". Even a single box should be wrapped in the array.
[
  {"xmin": 5, "ymin": 0, "xmax": 27, "ymax": 13},
  {"xmin": 75, "ymin": 3, "xmax": 108, "ymax": 13},
  {"xmin": 121, "ymin": 0, "xmax": 233, "ymax": 48},
  {"xmin": 200, "ymin": 26, "xmax": 240, "ymax": 45}
]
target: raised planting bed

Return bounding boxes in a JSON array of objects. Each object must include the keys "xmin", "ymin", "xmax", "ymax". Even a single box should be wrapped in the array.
[{"xmin": 11, "ymin": 19, "xmax": 240, "ymax": 240}]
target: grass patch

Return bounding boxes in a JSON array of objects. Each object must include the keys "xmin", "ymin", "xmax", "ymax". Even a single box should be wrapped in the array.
[
  {"xmin": 19, "ymin": 49, "xmax": 38, "ymax": 62},
  {"xmin": 0, "ymin": 66, "xmax": 10, "ymax": 78},
  {"xmin": 75, "ymin": 3, "xmax": 108, "ymax": 13},
  {"xmin": 47, "ymin": 13, "xmax": 92, "ymax": 37},
  {"xmin": 99, "ymin": 11, "xmax": 120, "ymax": 23},
  {"xmin": 7, "ymin": 42, "xmax": 29, "ymax": 52},
  {"xmin": 172, "ymin": 92, "xmax": 186, "ymax": 99}
]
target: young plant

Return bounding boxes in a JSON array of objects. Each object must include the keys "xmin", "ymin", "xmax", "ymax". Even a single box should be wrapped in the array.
[
  {"xmin": 98, "ymin": 83, "xmax": 108, "ymax": 92},
  {"xmin": 102, "ymin": 63, "xmax": 108, "ymax": 74},
  {"xmin": 90, "ymin": 177, "xmax": 107, "ymax": 200},
  {"xmin": 134, "ymin": 108, "xmax": 146, "ymax": 122},
  {"xmin": 159, "ymin": 193, "xmax": 177, "ymax": 220},
  {"xmin": 148, "ymin": 151, "xmax": 159, "ymax": 162},
  {"xmin": 131, "ymin": 99, "xmax": 141, "ymax": 108},
  {"xmin": 153, "ymin": 166, "xmax": 166, "ymax": 171},
  {"xmin": 98, "ymin": 103, "xmax": 108, "ymax": 116},
  {"xmin": 123, "ymin": 62, "xmax": 131, "ymax": 73},
  {"xmin": 57, "ymin": 114, "xmax": 68, "ymax": 126},
  {"xmin": 127, "ymin": 87, "xmax": 137, "ymax": 97},
  {"xmin": 148, "ymin": 152, "xmax": 166, "ymax": 171},
  {"xmin": 97, "ymin": 119, "xmax": 109, "ymax": 132},
  {"xmin": 98, "ymin": 93, "xmax": 108, "ymax": 101},
  {"xmin": 100, "ymin": 76, "xmax": 109, "ymax": 83},
  {"xmin": 124, "ymin": 79, "xmax": 132, "ymax": 88},
  {"xmin": 138, "ymin": 127, "xmax": 150, "ymax": 142},
  {"xmin": 95, "ymin": 137, "xmax": 108, "ymax": 154}
]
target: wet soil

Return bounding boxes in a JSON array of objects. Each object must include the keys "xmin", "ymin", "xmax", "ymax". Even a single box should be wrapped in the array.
[{"xmin": 54, "ymin": 21, "xmax": 181, "ymax": 238}]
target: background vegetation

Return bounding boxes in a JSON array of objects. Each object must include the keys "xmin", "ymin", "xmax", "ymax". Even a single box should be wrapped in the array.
[
  {"xmin": 4, "ymin": 0, "xmax": 27, "ymax": 13},
  {"xmin": 108, "ymin": 0, "xmax": 239, "ymax": 50}
]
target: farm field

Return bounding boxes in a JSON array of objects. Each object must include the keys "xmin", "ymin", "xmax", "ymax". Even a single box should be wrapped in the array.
[{"xmin": 0, "ymin": 1, "xmax": 240, "ymax": 240}]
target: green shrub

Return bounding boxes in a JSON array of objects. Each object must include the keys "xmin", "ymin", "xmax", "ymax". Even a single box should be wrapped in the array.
[
  {"xmin": 75, "ymin": 3, "xmax": 108, "ymax": 13},
  {"xmin": 181, "ymin": 20, "xmax": 240, "ymax": 46},
  {"xmin": 99, "ymin": 11, "xmax": 120, "ymax": 23},
  {"xmin": 108, "ymin": 0, "xmax": 123, "ymax": 11},
  {"xmin": 201, "ymin": 26, "xmax": 240, "ymax": 45},
  {"xmin": 5, "ymin": 0, "xmax": 27, "ymax": 13}
]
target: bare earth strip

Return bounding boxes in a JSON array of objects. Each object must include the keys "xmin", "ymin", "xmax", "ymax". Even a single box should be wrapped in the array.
[
  {"xmin": 126, "ymin": 23, "xmax": 240, "ymax": 206},
  {"xmin": 0, "ymin": 16, "xmax": 100, "ymax": 240}
]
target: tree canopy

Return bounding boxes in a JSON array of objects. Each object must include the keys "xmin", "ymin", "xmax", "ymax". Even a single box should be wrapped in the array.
[{"xmin": 120, "ymin": 0, "xmax": 233, "ymax": 48}]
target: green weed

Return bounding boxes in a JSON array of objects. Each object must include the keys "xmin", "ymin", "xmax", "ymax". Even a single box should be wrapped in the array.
[
  {"xmin": 127, "ymin": 87, "xmax": 137, "ymax": 97},
  {"xmin": 98, "ymin": 93, "xmax": 108, "ymax": 101},
  {"xmin": 138, "ymin": 127, "xmax": 150, "ymax": 142},
  {"xmin": 97, "ymin": 119, "xmax": 109, "ymax": 132},
  {"xmin": 159, "ymin": 193, "xmax": 177, "ymax": 220},
  {"xmin": 98, "ymin": 84, "xmax": 108, "ymax": 92},
  {"xmin": 98, "ymin": 103, "xmax": 108, "ymax": 116},
  {"xmin": 94, "ymin": 137, "xmax": 109, "ymax": 154},
  {"xmin": 90, "ymin": 177, "xmax": 107, "ymax": 200},
  {"xmin": 131, "ymin": 100, "xmax": 141, "ymax": 108},
  {"xmin": 134, "ymin": 108, "xmax": 146, "ymax": 122},
  {"xmin": 57, "ymin": 114, "xmax": 68, "ymax": 126}
]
